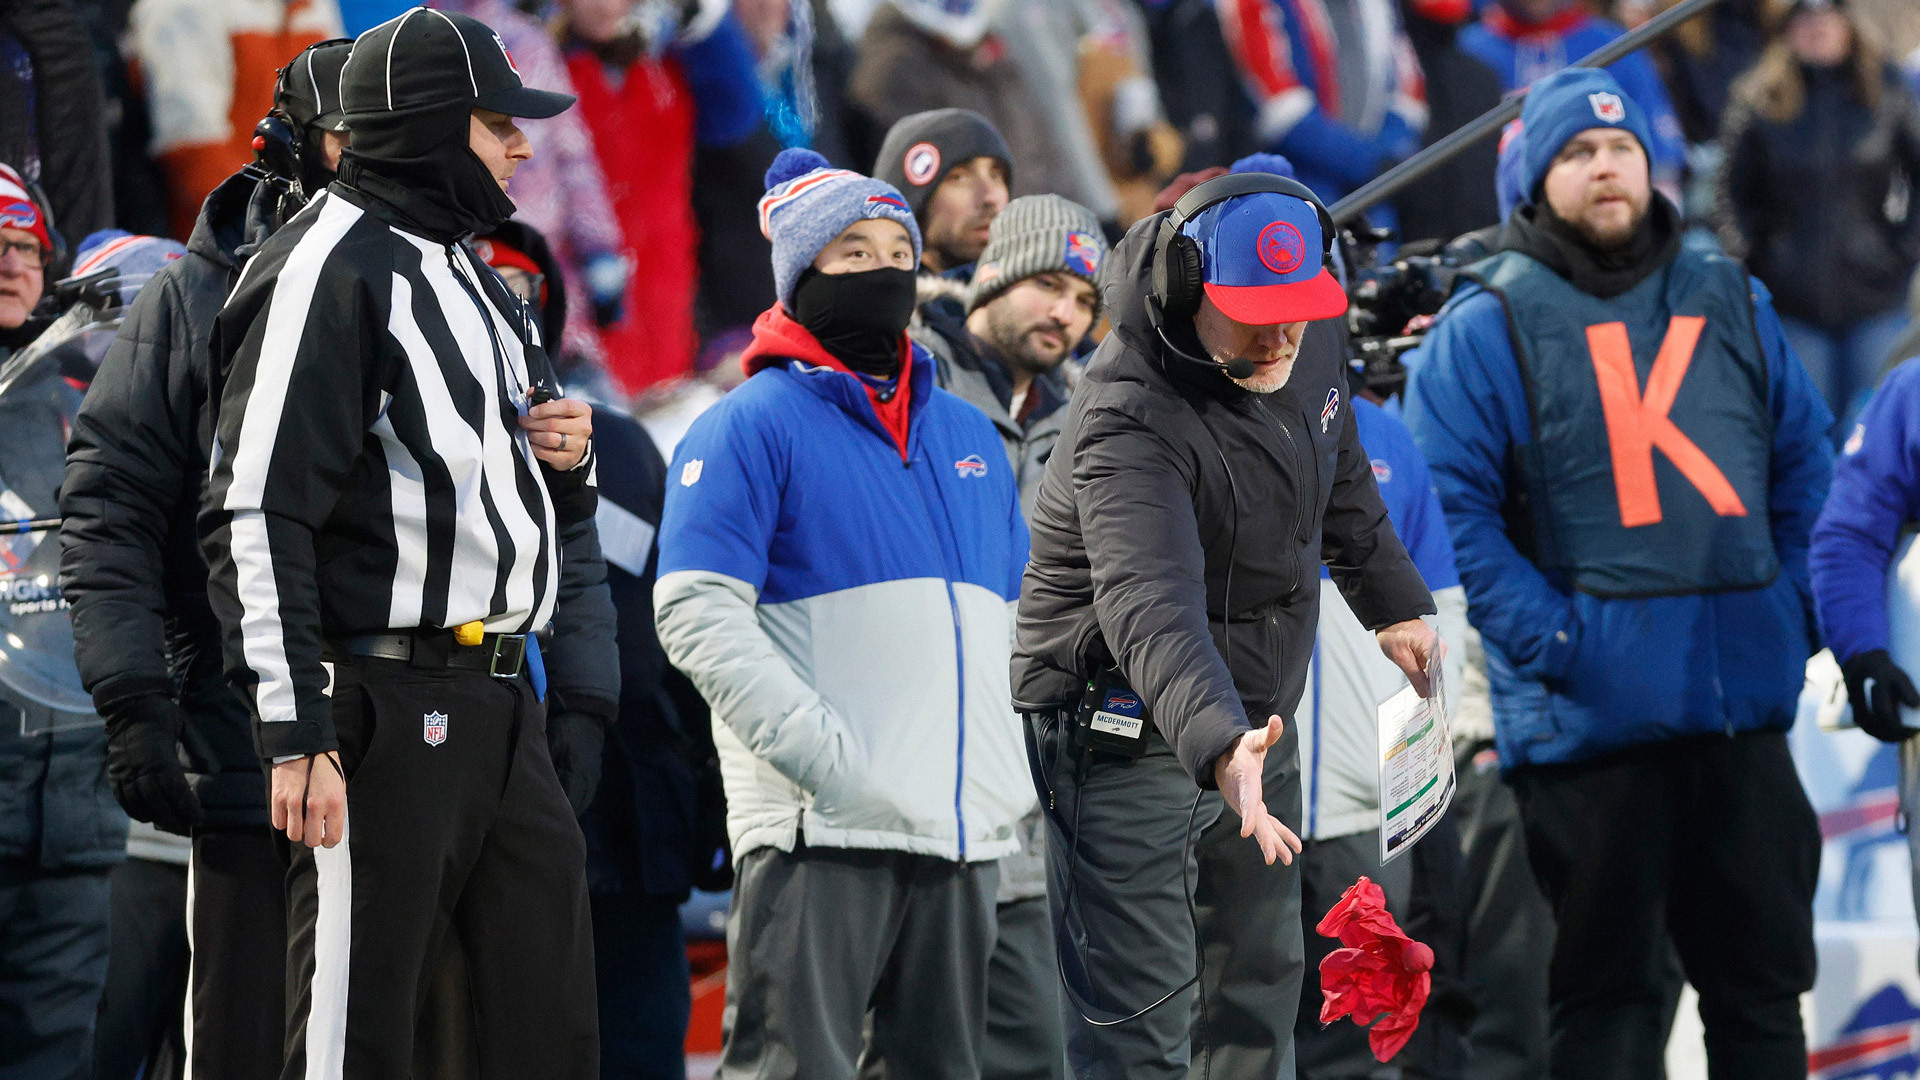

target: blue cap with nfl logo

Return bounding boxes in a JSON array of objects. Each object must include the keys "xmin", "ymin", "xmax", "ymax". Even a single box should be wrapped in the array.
[
  {"xmin": 1181, "ymin": 189, "xmax": 1346, "ymax": 324},
  {"xmin": 1516, "ymin": 67, "xmax": 1654, "ymax": 199}
]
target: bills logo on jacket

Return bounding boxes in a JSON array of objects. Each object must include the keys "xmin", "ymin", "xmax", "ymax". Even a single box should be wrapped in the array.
[
  {"xmin": 423, "ymin": 710, "xmax": 448, "ymax": 747},
  {"xmin": 1065, "ymin": 231, "xmax": 1101, "ymax": 276},
  {"xmin": 954, "ymin": 453, "xmax": 989, "ymax": 478},
  {"xmin": 1589, "ymin": 92, "xmax": 1626, "ymax": 124},
  {"xmin": 1809, "ymin": 985, "xmax": 1920, "ymax": 1079},
  {"xmin": 1321, "ymin": 388, "xmax": 1341, "ymax": 433}
]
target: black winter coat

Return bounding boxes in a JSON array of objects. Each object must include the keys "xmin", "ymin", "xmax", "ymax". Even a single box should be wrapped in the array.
[
  {"xmin": 60, "ymin": 173, "xmax": 272, "ymax": 827},
  {"xmin": 578, "ymin": 406, "xmax": 726, "ymax": 900},
  {"xmin": 1717, "ymin": 64, "xmax": 1920, "ymax": 328},
  {"xmin": 1012, "ymin": 215, "xmax": 1435, "ymax": 785}
]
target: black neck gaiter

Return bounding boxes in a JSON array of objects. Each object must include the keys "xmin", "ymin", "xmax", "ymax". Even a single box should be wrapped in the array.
[
  {"xmin": 1499, "ymin": 194, "xmax": 1682, "ymax": 299},
  {"xmin": 337, "ymin": 101, "xmax": 518, "ymax": 243},
  {"xmin": 790, "ymin": 266, "xmax": 918, "ymax": 377}
]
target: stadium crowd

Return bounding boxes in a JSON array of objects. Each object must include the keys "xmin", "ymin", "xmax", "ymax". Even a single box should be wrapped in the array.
[{"xmin": 3, "ymin": 0, "xmax": 1920, "ymax": 1076}]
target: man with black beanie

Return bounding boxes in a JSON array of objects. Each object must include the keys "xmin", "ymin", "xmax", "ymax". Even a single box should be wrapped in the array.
[
  {"xmin": 875, "ymin": 108, "xmax": 1013, "ymax": 275},
  {"xmin": 199, "ymin": 9, "xmax": 604, "ymax": 1075}
]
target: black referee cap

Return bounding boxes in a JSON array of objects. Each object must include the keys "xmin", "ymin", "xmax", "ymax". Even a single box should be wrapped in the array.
[
  {"xmin": 276, "ymin": 39, "xmax": 354, "ymax": 133},
  {"xmin": 342, "ymin": 7, "xmax": 574, "ymax": 121}
]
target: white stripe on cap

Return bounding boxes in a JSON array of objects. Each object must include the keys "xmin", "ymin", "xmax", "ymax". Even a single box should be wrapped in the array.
[
  {"xmin": 385, "ymin": 7, "xmax": 422, "ymax": 112},
  {"xmin": 306, "ymin": 48, "xmax": 324, "ymax": 115},
  {"xmin": 424, "ymin": 8, "xmax": 478, "ymax": 98},
  {"xmin": 756, "ymin": 168, "xmax": 860, "ymax": 239}
]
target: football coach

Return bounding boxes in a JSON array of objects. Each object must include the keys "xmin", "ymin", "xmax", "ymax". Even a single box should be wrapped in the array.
[{"xmin": 1013, "ymin": 172, "xmax": 1441, "ymax": 1077}]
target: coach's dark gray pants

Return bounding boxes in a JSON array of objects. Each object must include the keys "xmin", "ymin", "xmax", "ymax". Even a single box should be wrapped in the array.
[
  {"xmin": 1031, "ymin": 715, "xmax": 1305, "ymax": 1080},
  {"xmin": 721, "ymin": 841, "xmax": 999, "ymax": 1080}
]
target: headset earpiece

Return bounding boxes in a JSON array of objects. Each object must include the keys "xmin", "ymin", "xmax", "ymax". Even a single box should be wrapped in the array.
[{"xmin": 1147, "ymin": 171, "xmax": 1337, "ymax": 328}]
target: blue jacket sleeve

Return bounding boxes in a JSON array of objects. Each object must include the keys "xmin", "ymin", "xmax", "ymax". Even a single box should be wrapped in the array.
[
  {"xmin": 656, "ymin": 389, "xmax": 785, "ymax": 592},
  {"xmin": 1811, "ymin": 359, "xmax": 1920, "ymax": 663},
  {"xmin": 678, "ymin": 13, "xmax": 766, "ymax": 149},
  {"xmin": 1403, "ymin": 291, "xmax": 1580, "ymax": 678},
  {"xmin": 1753, "ymin": 279, "xmax": 1835, "ymax": 633}
]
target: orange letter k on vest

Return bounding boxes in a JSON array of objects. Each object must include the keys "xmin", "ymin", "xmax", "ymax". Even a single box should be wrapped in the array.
[{"xmin": 1585, "ymin": 316, "xmax": 1748, "ymax": 528}]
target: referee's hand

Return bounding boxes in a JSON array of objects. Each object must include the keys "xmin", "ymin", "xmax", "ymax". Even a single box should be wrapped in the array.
[
  {"xmin": 272, "ymin": 752, "xmax": 347, "ymax": 848},
  {"xmin": 521, "ymin": 398, "xmax": 593, "ymax": 470},
  {"xmin": 1212, "ymin": 717, "xmax": 1303, "ymax": 866}
]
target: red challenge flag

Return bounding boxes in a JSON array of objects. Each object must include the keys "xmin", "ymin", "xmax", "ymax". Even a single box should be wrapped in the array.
[{"xmin": 1315, "ymin": 876, "xmax": 1434, "ymax": 1062}]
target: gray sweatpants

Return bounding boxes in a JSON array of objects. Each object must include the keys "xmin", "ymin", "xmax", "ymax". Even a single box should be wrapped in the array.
[
  {"xmin": 720, "ymin": 842, "xmax": 999, "ymax": 1080},
  {"xmin": 1031, "ymin": 715, "xmax": 1306, "ymax": 1079}
]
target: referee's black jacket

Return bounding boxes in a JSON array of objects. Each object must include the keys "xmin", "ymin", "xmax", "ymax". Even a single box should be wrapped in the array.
[
  {"xmin": 1012, "ymin": 214, "xmax": 1436, "ymax": 786},
  {"xmin": 201, "ymin": 174, "xmax": 600, "ymax": 763}
]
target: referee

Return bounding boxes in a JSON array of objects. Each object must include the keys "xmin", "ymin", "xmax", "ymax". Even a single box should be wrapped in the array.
[{"xmin": 201, "ymin": 10, "xmax": 600, "ymax": 1075}]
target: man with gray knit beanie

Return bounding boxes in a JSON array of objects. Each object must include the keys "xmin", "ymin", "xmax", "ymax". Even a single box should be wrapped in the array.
[{"xmin": 910, "ymin": 192, "xmax": 1106, "ymax": 1080}]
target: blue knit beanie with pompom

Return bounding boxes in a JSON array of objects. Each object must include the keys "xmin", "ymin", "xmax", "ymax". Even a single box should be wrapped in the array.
[{"xmin": 757, "ymin": 147, "xmax": 924, "ymax": 309}]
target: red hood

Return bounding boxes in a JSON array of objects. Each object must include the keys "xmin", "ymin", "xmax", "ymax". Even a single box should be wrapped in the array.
[{"xmin": 741, "ymin": 305, "xmax": 842, "ymax": 376}]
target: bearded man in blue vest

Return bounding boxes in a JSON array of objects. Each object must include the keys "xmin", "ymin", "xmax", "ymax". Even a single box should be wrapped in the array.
[{"xmin": 1404, "ymin": 67, "xmax": 1833, "ymax": 1080}]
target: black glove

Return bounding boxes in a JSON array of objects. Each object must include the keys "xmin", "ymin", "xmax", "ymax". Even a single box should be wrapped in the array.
[
  {"xmin": 1843, "ymin": 649, "xmax": 1920, "ymax": 743},
  {"xmin": 548, "ymin": 710, "xmax": 607, "ymax": 817},
  {"xmin": 101, "ymin": 693, "xmax": 203, "ymax": 835}
]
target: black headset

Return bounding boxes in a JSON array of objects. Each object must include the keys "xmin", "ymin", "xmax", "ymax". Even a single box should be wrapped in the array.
[
  {"xmin": 1148, "ymin": 172, "xmax": 1337, "ymax": 379},
  {"xmin": 250, "ymin": 39, "xmax": 355, "ymax": 207}
]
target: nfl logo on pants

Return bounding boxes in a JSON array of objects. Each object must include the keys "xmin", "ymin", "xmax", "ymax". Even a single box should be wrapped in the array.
[{"xmin": 423, "ymin": 710, "xmax": 448, "ymax": 747}]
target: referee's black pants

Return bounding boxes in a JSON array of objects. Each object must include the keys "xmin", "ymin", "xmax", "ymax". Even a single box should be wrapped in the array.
[
  {"xmin": 282, "ymin": 656, "xmax": 597, "ymax": 1080},
  {"xmin": 1508, "ymin": 730, "xmax": 1818, "ymax": 1080}
]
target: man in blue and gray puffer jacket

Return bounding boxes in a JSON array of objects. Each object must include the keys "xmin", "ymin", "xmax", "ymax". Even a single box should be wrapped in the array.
[{"xmin": 655, "ymin": 149, "xmax": 1033, "ymax": 1080}]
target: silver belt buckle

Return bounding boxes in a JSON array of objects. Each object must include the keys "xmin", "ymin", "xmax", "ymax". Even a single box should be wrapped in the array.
[{"xmin": 489, "ymin": 634, "xmax": 527, "ymax": 678}]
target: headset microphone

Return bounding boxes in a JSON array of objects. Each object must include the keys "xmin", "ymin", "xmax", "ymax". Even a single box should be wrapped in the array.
[{"xmin": 1153, "ymin": 323, "xmax": 1258, "ymax": 381}]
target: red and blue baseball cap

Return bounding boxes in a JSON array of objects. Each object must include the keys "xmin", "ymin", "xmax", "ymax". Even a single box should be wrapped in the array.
[{"xmin": 1181, "ymin": 191, "xmax": 1347, "ymax": 324}]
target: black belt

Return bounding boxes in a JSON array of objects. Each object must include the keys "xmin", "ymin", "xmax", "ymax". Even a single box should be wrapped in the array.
[{"xmin": 339, "ymin": 629, "xmax": 528, "ymax": 678}]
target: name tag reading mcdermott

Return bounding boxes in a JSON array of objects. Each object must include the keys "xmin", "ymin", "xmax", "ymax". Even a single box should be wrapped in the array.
[{"xmin": 1090, "ymin": 687, "xmax": 1146, "ymax": 740}]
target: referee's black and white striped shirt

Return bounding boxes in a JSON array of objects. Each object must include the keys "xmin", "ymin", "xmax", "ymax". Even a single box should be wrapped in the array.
[{"xmin": 202, "ymin": 184, "xmax": 591, "ymax": 760}]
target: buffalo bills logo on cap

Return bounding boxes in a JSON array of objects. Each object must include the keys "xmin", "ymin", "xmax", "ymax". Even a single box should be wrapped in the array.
[
  {"xmin": 0, "ymin": 199, "xmax": 39, "ymax": 230},
  {"xmin": 1064, "ymin": 231, "xmax": 1100, "ymax": 276},
  {"xmin": 1256, "ymin": 221, "xmax": 1305, "ymax": 275},
  {"xmin": 1589, "ymin": 91, "xmax": 1626, "ymax": 124},
  {"xmin": 955, "ymin": 454, "xmax": 989, "ymax": 478},
  {"xmin": 492, "ymin": 31, "xmax": 521, "ymax": 76},
  {"xmin": 866, "ymin": 192, "xmax": 910, "ymax": 213},
  {"xmin": 904, "ymin": 142, "xmax": 941, "ymax": 186}
]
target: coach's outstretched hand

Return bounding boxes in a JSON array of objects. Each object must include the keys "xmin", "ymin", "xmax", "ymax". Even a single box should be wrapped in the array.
[
  {"xmin": 1212, "ymin": 716, "xmax": 1304, "ymax": 866},
  {"xmin": 272, "ymin": 751, "xmax": 346, "ymax": 848}
]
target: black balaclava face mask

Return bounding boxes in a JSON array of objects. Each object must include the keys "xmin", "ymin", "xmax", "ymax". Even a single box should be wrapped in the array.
[
  {"xmin": 338, "ymin": 100, "xmax": 518, "ymax": 242},
  {"xmin": 790, "ymin": 265, "xmax": 918, "ymax": 378}
]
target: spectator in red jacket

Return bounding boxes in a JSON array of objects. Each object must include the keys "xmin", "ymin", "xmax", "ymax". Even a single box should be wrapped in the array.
[{"xmin": 557, "ymin": 0, "xmax": 766, "ymax": 394}]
